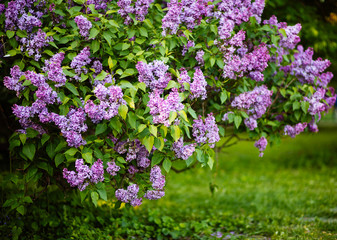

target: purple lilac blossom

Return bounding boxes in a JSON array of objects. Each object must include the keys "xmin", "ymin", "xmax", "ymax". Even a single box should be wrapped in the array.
[
  {"xmin": 43, "ymin": 52, "xmax": 67, "ymax": 87},
  {"xmin": 281, "ymin": 45, "xmax": 333, "ymax": 87},
  {"xmin": 172, "ymin": 138, "xmax": 196, "ymax": 160},
  {"xmin": 63, "ymin": 159, "xmax": 104, "ymax": 191},
  {"xmin": 17, "ymin": 13, "xmax": 41, "ymax": 32},
  {"xmin": 148, "ymin": 88, "xmax": 183, "ymax": 126},
  {"xmin": 136, "ymin": 60, "xmax": 171, "ymax": 92},
  {"xmin": 284, "ymin": 123, "xmax": 307, "ymax": 138},
  {"xmin": 115, "ymin": 184, "xmax": 142, "ymax": 206},
  {"xmin": 254, "ymin": 136, "xmax": 267, "ymax": 157},
  {"xmin": 86, "ymin": 0, "xmax": 109, "ymax": 12},
  {"xmin": 85, "ymin": 84, "xmax": 125, "ymax": 123},
  {"xmin": 182, "ymin": 40, "xmax": 195, "ymax": 56},
  {"xmin": 117, "ymin": 0, "xmax": 153, "ymax": 25},
  {"xmin": 195, "ymin": 50, "xmax": 205, "ymax": 65},
  {"xmin": 177, "ymin": 68, "xmax": 191, "ymax": 91},
  {"xmin": 303, "ymin": 87, "xmax": 336, "ymax": 116},
  {"xmin": 192, "ymin": 113, "xmax": 220, "ymax": 148},
  {"xmin": 21, "ymin": 29, "xmax": 54, "ymax": 61},
  {"xmin": 74, "ymin": 15, "xmax": 92, "ymax": 38},
  {"xmin": 3, "ymin": 65, "xmax": 25, "ymax": 95},
  {"xmin": 70, "ymin": 47, "xmax": 92, "ymax": 80},
  {"xmin": 144, "ymin": 190, "xmax": 165, "ymax": 200},
  {"xmin": 223, "ymin": 43, "xmax": 270, "ymax": 82},
  {"xmin": 162, "ymin": 0, "xmax": 212, "ymax": 36},
  {"xmin": 190, "ymin": 68, "xmax": 207, "ymax": 100},
  {"xmin": 230, "ymin": 85, "xmax": 273, "ymax": 130},
  {"xmin": 0, "ymin": 4, "xmax": 5, "ymax": 15},
  {"xmin": 51, "ymin": 108, "xmax": 88, "ymax": 147},
  {"xmin": 216, "ymin": 0, "xmax": 265, "ymax": 39}
]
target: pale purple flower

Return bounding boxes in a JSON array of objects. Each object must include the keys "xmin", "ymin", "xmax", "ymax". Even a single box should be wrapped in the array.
[
  {"xmin": 254, "ymin": 137, "xmax": 267, "ymax": 157},
  {"xmin": 74, "ymin": 15, "xmax": 92, "ymax": 38},
  {"xmin": 172, "ymin": 138, "xmax": 196, "ymax": 160},
  {"xmin": 190, "ymin": 68, "xmax": 207, "ymax": 100},
  {"xmin": 192, "ymin": 113, "xmax": 220, "ymax": 148}
]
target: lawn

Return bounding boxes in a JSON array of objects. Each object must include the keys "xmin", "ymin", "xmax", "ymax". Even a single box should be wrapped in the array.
[{"xmin": 2, "ymin": 126, "xmax": 337, "ymax": 240}]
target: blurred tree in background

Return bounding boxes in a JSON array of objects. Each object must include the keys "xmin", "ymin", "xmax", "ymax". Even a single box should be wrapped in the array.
[{"xmin": 264, "ymin": 0, "xmax": 337, "ymax": 88}]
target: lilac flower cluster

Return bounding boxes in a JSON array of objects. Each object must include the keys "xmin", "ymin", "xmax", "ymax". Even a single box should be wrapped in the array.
[
  {"xmin": 195, "ymin": 50, "xmax": 205, "ymax": 66},
  {"xmin": 43, "ymin": 52, "xmax": 67, "ymax": 87},
  {"xmin": 172, "ymin": 137, "xmax": 196, "ymax": 160},
  {"xmin": 223, "ymin": 43, "xmax": 270, "ymax": 82},
  {"xmin": 85, "ymin": 84, "xmax": 126, "ymax": 123},
  {"xmin": 63, "ymin": 159, "xmax": 104, "ymax": 191},
  {"xmin": 281, "ymin": 45, "xmax": 333, "ymax": 87},
  {"xmin": 230, "ymin": 85, "xmax": 273, "ymax": 130},
  {"xmin": 148, "ymin": 88, "xmax": 183, "ymax": 126},
  {"xmin": 0, "ymin": 4, "xmax": 5, "ymax": 15},
  {"xmin": 162, "ymin": 0, "xmax": 212, "ymax": 36},
  {"xmin": 216, "ymin": 0, "xmax": 265, "ymax": 39},
  {"xmin": 52, "ymin": 107, "xmax": 88, "ymax": 147},
  {"xmin": 263, "ymin": 15, "xmax": 302, "ymax": 50},
  {"xmin": 303, "ymin": 87, "xmax": 336, "ymax": 116},
  {"xmin": 3, "ymin": 65, "xmax": 25, "ymax": 96},
  {"xmin": 117, "ymin": 0, "xmax": 154, "ymax": 25},
  {"xmin": 136, "ymin": 60, "xmax": 171, "ymax": 92},
  {"xmin": 177, "ymin": 68, "xmax": 191, "ymax": 91},
  {"xmin": 192, "ymin": 113, "xmax": 220, "ymax": 148},
  {"xmin": 115, "ymin": 184, "xmax": 143, "ymax": 206},
  {"xmin": 190, "ymin": 68, "xmax": 207, "ymax": 100},
  {"xmin": 86, "ymin": 0, "xmax": 109, "ymax": 12},
  {"xmin": 20, "ymin": 29, "xmax": 53, "ymax": 61},
  {"xmin": 182, "ymin": 40, "xmax": 195, "ymax": 56},
  {"xmin": 106, "ymin": 161, "xmax": 120, "ymax": 176},
  {"xmin": 18, "ymin": 13, "xmax": 41, "ymax": 32},
  {"xmin": 70, "ymin": 47, "xmax": 92, "ymax": 80},
  {"xmin": 284, "ymin": 123, "xmax": 307, "ymax": 138},
  {"xmin": 144, "ymin": 165, "xmax": 165, "ymax": 200},
  {"xmin": 74, "ymin": 15, "xmax": 92, "ymax": 38},
  {"xmin": 254, "ymin": 137, "xmax": 267, "ymax": 157}
]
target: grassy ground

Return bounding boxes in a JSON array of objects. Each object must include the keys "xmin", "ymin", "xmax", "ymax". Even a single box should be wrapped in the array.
[
  {"xmin": 136, "ymin": 125, "xmax": 337, "ymax": 239},
  {"xmin": 2, "ymin": 126, "xmax": 337, "ymax": 239}
]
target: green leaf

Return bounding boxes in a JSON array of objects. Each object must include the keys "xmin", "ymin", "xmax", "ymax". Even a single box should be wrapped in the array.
[
  {"xmin": 91, "ymin": 191, "xmax": 99, "ymax": 207},
  {"xmin": 16, "ymin": 205, "xmax": 25, "ymax": 215},
  {"xmin": 97, "ymin": 186, "xmax": 107, "ymax": 201},
  {"xmin": 96, "ymin": 123, "xmax": 107, "ymax": 135},
  {"xmin": 92, "ymin": 40, "xmax": 100, "ymax": 53},
  {"xmin": 65, "ymin": 82, "xmax": 79, "ymax": 96},
  {"xmin": 178, "ymin": 110, "xmax": 189, "ymax": 122},
  {"xmin": 138, "ymin": 124, "xmax": 147, "ymax": 133},
  {"xmin": 55, "ymin": 153, "xmax": 65, "ymax": 167},
  {"xmin": 65, "ymin": 148, "xmax": 78, "ymax": 156},
  {"xmin": 89, "ymin": 28, "xmax": 100, "ymax": 39},
  {"xmin": 301, "ymin": 101, "xmax": 309, "ymax": 113},
  {"xmin": 6, "ymin": 30, "xmax": 15, "ymax": 39},
  {"xmin": 171, "ymin": 125, "xmax": 181, "ymax": 142},
  {"xmin": 151, "ymin": 153, "xmax": 163, "ymax": 167},
  {"xmin": 154, "ymin": 137, "xmax": 164, "ymax": 151},
  {"xmin": 293, "ymin": 101, "xmax": 300, "ymax": 110},
  {"xmin": 82, "ymin": 152, "xmax": 93, "ymax": 164},
  {"xmin": 118, "ymin": 104, "xmax": 128, "ymax": 119},
  {"xmin": 163, "ymin": 159, "xmax": 172, "ymax": 173},
  {"xmin": 207, "ymin": 155, "xmax": 214, "ymax": 169},
  {"xmin": 95, "ymin": 70, "xmax": 108, "ymax": 81},
  {"xmin": 143, "ymin": 135, "xmax": 154, "ymax": 152},
  {"xmin": 19, "ymin": 134, "xmax": 26, "ymax": 145},
  {"xmin": 80, "ymin": 189, "xmax": 88, "ymax": 202},
  {"xmin": 41, "ymin": 134, "xmax": 50, "ymax": 146},
  {"xmin": 149, "ymin": 125, "xmax": 157, "ymax": 137},
  {"xmin": 139, "ymin": 27, "xmax": 148, "ymax": 37},
  {"xmin": 220, "ymin": 90, "xmax": 227, "ymax": 104},
  {"xmin": 188, "ymin": 107, "xmax": 197, "ymax": 119},
  {"xmin": 234, "ymin": 116, "xmax": 242, "ymax": 129},
  {"xmin": 279, "ymin": 28, "xmax": 287, "ymax": 38},
  {"xmin": 169, "ymin": 111, "xmax": 177, "ymax": 124},
  {"xmin": 22, "ymin": 143, "xmax": 36, "ymax": 161}
]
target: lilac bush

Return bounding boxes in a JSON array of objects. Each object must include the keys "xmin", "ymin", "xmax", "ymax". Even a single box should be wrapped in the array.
[{"xmin": 1, "ymin": 0, "xmax": 335, "ymax": 211}]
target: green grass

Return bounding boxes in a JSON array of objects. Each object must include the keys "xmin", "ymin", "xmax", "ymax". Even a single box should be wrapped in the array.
[
  {"xmin": 137, "ymin": 126, "xmax": 337, "ymax": 239},
  {"xmin": 2, "ymin": 126, "xmax": 337, "ymax": 239}
]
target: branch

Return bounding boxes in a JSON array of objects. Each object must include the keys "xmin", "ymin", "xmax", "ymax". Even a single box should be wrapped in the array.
[{"xmin": 171, "ymin": 161, "xmax": 198, "ymax": 173}]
